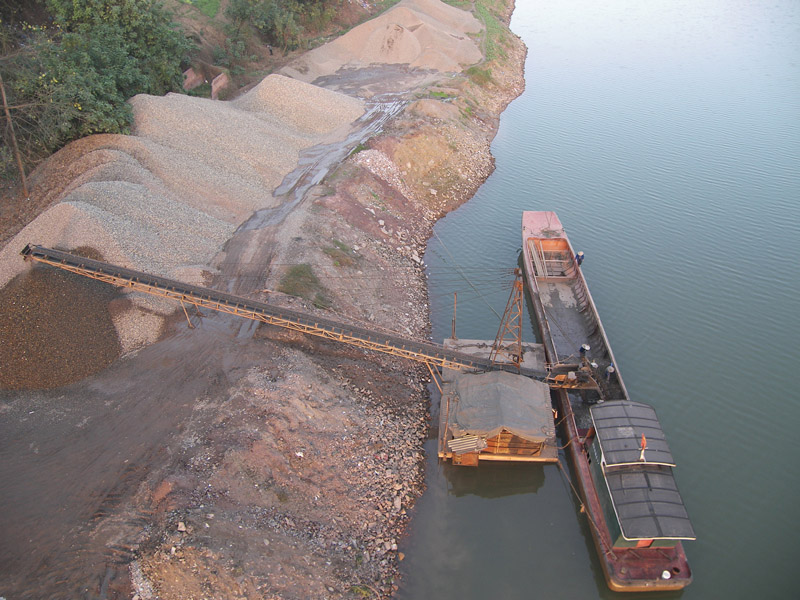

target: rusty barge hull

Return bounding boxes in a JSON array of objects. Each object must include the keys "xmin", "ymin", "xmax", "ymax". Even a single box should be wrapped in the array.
[{"xmin": 521, "ymin": 211, "xmax": 694, "ymax": 592}]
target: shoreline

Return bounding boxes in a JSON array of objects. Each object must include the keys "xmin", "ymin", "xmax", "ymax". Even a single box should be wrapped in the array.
[{"xmin": 0, "ymin": 1, "xmax": 527, "ymax": 597}]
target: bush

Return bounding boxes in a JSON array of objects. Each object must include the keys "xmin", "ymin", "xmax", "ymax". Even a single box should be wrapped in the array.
[
  {"xmin": 278, "ymin": 264, "xmax": 332, "ymax": 309},
  {"xmin": 225, "ymin": 0, "xmax": 334, "ymax": 51},
  {"xmin": 0, "ymin": 0, "xmax": 194, "ymax": 175},
  {"xmin": 46, "ymin": 0, "xmax": 193, "ymax": 95},
  {"xmin": 323, "ymin": 240, "xmax": 357, "ymax": 267},
  {"xmin": 279, "ymin": 263, "xmax": 321, "ymax": 298},
  {"xmin": 465, "ymin": 65, "xmax": 493, "ymax": 86}
]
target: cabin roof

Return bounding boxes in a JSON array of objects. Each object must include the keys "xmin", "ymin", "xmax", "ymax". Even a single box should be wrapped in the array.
[
  {"xmin": 604, "ymin": 464, "xmax": 696, "ymax": 541},
  {"xmin": 591, "ymin": 401, "xmax": 695, "ymax": 541},
  {"xmin": 446, "ymin": 371, "xmax": 555, "ymax": 443},
  {"xmin": 590, "ymin": 400, "xmax": 675, "ymax": 467}
]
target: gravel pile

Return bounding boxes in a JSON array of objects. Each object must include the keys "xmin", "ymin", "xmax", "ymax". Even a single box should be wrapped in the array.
[
  {"xmin": 282, "ymin": 0, "xmax": 482, "ymax": 82},
  {"xmin": 0, "ymin": 251, "xmax": 121, "ymax": 389},
  {"xmin": 113, "ymin": 135, "xmax": 279, "ymax": 225},
  {"xmin": 132, "ymin": 92, "xmax": 310, "ymax": 189},
  {"xmin": 64, "ymin": 180, "xmax": 235, "ymax": 276},
  {"xmin": 233, "ymin": 74, "xmax": 365, "ymax": 137},
  {"xmin": 0, "ymin": 74, "xmax": 366, "ymax": 359}
]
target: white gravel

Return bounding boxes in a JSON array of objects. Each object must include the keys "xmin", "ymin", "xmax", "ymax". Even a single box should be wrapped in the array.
[
  {"xmin": 0, "ymin": 74, "xmax": 366, "ymax": 344},
  {"xmin": 233, "ymin": 74, "xmax": 365, "ymax": 137},
  {"xmin": 352, "ymin": 149, "xmax": 417, "ymax": 202}
]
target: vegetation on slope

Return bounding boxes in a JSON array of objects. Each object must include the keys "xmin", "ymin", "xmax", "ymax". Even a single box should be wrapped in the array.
[
  {"xmin": 0, "ymin": 0, "xmax": 192, "ymax": 183},
  {"xmin": 0, "ymin": 0, "xmax": 366, "ymax": 188},
  {"xmin": 0, "ymin": 0, "xmax": 506, "ymax": 196}
]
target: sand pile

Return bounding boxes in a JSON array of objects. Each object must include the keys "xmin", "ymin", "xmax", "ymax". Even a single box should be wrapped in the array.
[
  {"xmin": 0, "ymin": 74, "xmax": 364, "ymax": 353},
  {"xmin": 282, "ymin": 0, "xmax": 483, "ymax": 82},
  {"xmin": 0, "ymin": 0, "xmax": 484, "ymax": 360},
  {"xmin": 232, "ymin": 74, "xmax": 365, "ymax": 136}
]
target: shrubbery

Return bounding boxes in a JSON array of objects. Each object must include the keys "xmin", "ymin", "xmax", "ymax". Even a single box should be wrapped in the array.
[
  {"xmin": 0, "ymin": 0, "xmax": 193, "ymax": 179},
  {"xmin": 225, "ymin": 0, "xmax": 334, "ymax": 52},
  {"xmin": 0, "ymin": 0, "xmax": 342, "ymax": 182}
]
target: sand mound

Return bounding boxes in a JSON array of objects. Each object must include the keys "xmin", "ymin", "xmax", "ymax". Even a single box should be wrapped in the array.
[
  {"xmin": 233, "ymin": 74, "xmax": 365, "ymax": 136},
  {"xmin": 405, "ymin": 0, "xmax": 483, "ymax": 32},
  {"xmin": 0, "ymin": 74, "xmax": 365, "ymax": 351},
  {"xmin": 283, "ymin": 0, "xmax": 482, "ymax": 82},
  {"xmin": 1, "ymin": 74, "xmax": 364, "ymax": 286},
  {"xmin": 360, "ymin": 22, "xmax": 423, "ymax": 64}
]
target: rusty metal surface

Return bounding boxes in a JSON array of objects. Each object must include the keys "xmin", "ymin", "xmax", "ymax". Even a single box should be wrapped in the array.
[{"xmin": 489, "ymin": 270, "xmax": 524, "ymax": 370}]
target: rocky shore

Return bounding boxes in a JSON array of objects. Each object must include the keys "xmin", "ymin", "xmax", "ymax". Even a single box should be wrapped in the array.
[{"xmin": 0, "ymin": 1, "xmax": 526, "ymax": 598}]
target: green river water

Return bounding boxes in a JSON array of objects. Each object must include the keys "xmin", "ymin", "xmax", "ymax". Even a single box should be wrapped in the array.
[{"xmin": 398, "ymin": 1, "xmax": 799, "ymax": 598}]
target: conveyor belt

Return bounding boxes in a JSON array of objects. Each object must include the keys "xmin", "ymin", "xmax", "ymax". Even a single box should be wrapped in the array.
[{"xmin": 21, "ymin": 245, "xmax": 548, "ymax": 379}]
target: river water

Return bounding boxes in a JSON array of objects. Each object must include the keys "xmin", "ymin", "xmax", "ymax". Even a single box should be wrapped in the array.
[{"xmin": 398, "ymin": 1, "xmax": 799, "ymax": 598}]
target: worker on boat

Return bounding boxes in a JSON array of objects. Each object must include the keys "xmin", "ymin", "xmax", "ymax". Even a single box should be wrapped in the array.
[{"xmin": 575, "ymin": 251, "xmax": 585, "ymax": 266}]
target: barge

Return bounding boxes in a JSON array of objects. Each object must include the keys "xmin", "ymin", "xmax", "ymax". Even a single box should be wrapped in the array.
[
  {"xmin": 437, "ymin": 339, "xmax": 559, "ymax": 466},
  {"xmin": 521, "ymin": 211, "xmax": 695, "ymax": 592}
]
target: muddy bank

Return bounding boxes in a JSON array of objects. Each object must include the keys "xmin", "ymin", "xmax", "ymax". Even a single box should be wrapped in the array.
[{"xmin": 0, "ymin": 1, "xmax": 525, "ymax": 598}]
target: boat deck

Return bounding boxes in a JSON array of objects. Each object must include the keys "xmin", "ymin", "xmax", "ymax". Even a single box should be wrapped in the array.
[
  {"xmin": 522, "ymin": 211, "xmax": 694, "ymax": 591},
  {"xmin": 538, "ymin": 280, "xmax": 604, "ymax": 365},
  {"xmin": 539, "ymin": 277, "xmax": 626, "ymax": 404},
  {"xmin": 522, "ymin": 225, "xmax": 626, "ymax": 404}
]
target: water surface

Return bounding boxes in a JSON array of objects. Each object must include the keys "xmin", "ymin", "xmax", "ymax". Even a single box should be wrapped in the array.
[{"xmin": 400, "ymin": 1, "xmax": 800, "ymax": 598}]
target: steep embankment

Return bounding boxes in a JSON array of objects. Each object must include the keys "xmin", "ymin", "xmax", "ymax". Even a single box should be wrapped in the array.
[{"xmin": 0, "ymin": 0, "xmax": 525, "ymax": 598}]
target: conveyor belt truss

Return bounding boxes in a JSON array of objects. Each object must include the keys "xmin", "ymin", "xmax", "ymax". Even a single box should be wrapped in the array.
[{"xmin": 21, "ymin": 245, "xmax": 549, "ymax": 379}]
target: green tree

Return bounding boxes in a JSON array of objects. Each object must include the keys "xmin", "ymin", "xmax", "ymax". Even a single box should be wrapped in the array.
[
  {"xmin": 225, "ymin": 0, "xmax": 334, "ymax": 52},
  {"xmin": 46, "ymin": 0, "xmax": 193, "ymax": 94},
  {"xmin": 0, "ymin": 0, "xmax": 194, "ymax": 180}
]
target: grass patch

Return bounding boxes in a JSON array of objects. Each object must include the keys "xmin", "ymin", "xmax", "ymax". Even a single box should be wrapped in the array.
[
  {"xmin": 465, "ymin": 65, "xmax": 493, "ymax": 86},
  {"xmin": 350, "ymin": 585, "xmax": 372, "ymax": 598},
  {"xmin": 429, "ymin": 90, "xmax": 454, "ymax": 99},
  {"xmin": 368, "ymin": 188, "xmax": 386, "ymax": 210},
  {"xmin": 181, "ymin": 0, "xmax": 220, "ymax": 18},
  {"xmin": 350, "ymin": 142, "xmax": 369, "ymax": 156},
  {"xmin": 279, "ymin": 264, "xmax": 330, "ymax": 309},
  {"xmin": 187, "ymin": 82, "xmax": 212, "ymax": 98},
  {"xmin": 373, "ymin": 0, "xmax": 403, "ymax": 12},
  {"xmin": 323, "ymin": 240, "xmax": 357, "ymax": 268},
  {"xmin": 475, "ymin": 0, "xmax": 510, "ymax": 61},
  {"xmin": 312, "ymin": 292, "xmax": 332, "ymax": 309}
]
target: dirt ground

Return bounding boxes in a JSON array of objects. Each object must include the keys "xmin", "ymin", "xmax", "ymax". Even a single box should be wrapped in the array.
[{"xmin": 0, "ymin": 2, "xmax": 526, "ymax": 599}]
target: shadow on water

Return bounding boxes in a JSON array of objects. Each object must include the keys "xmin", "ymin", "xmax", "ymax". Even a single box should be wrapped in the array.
[{"xmin": 443, "ymin": 461, "xmax": 545, "ymax": 499}]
